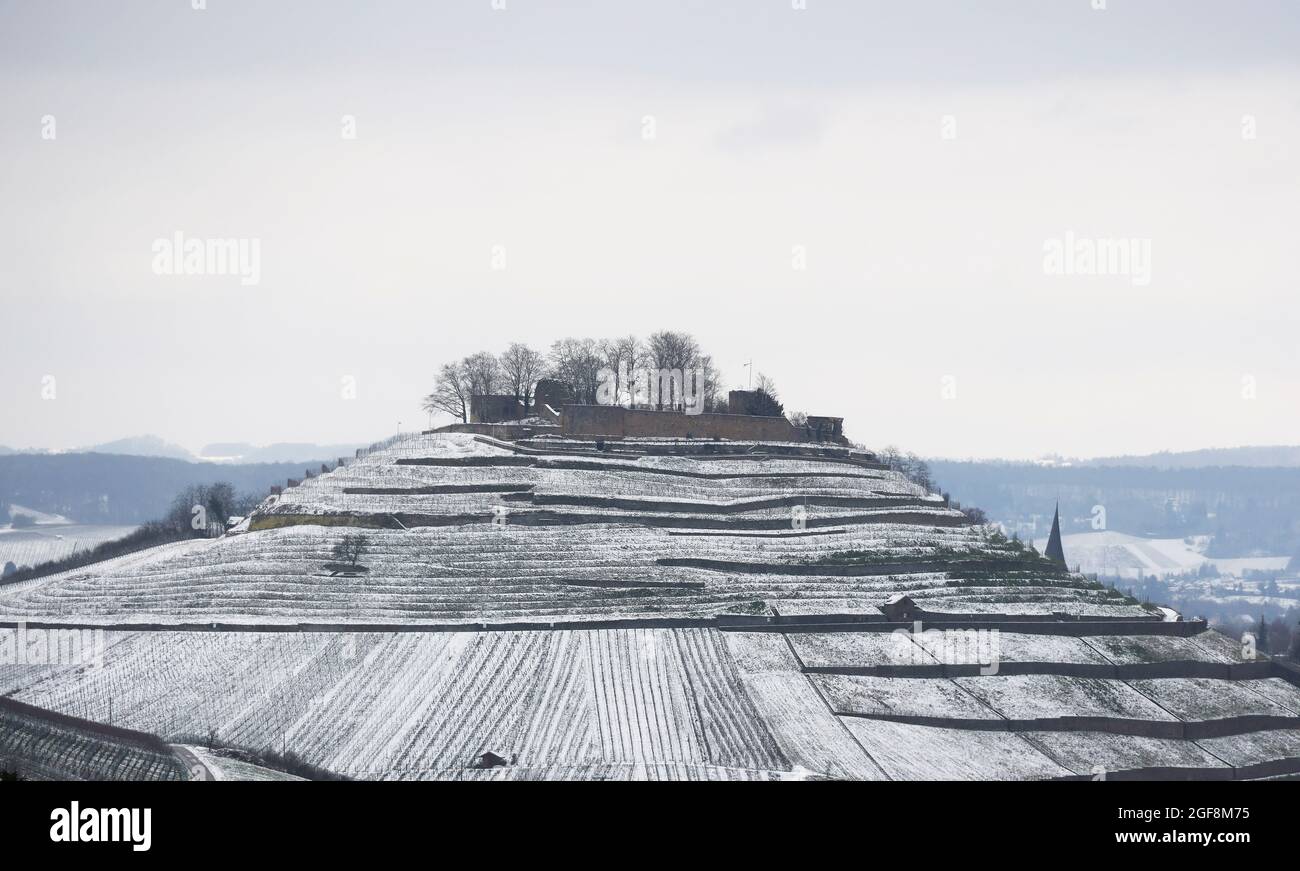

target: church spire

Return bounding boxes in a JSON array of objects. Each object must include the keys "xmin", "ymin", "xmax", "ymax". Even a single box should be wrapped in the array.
[{"xmin": 1045, "ymin": 503, "xmax": 1067, "ymax": 569}]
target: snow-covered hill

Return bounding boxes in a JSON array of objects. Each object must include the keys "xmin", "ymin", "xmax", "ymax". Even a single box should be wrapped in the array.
[{"xmin": 4, "ymin": 432, "xmax": 1298, "ymax": 780}]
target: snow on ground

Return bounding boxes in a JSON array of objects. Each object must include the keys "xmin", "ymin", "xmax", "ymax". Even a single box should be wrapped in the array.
[
  {"xmin": 789, "ymin": 632, "xmax": 928, "ymax": 669},
  {"xmin": 0, "ymin": 538, "xmax": 211, "ymax": 598},
  {"xmin": 0, "ymin": 701, "xmax": 185, "ymax": 781},
  {"xmin": 5, "ymin": 628, "xmax": 810, "ymax": 780},
  {"xmin": 1207, "ymin": 556, "xmax": 1292, "ymax": 574},
  {"xmin": 813, "ymin": 673, "xmax": 1001, "ymax": 720},
  {"xmin": 1196, "ymin": 729, "xmax": 1300, "ymax": 769},
  {"xmin": 1127, "ymin": 677, "xmax": 1300, "ymax": 721},
  {"xmin": 722, "ymin": 632, "xmax": 888, "ymax": 780},
  {"xmin": 5, "ymin": 505, "xmax": 72, "ymax": 524},
  {"xmin": 952, "ymin": 675, "xmax": 1178, "ymax": 722},
  {"xmin": 839, "ymin": 718, "xmax": 1070, "ymax": 780},
  {"xmin": 926, "ymin": 632, "xmax": 1112, "ymax": 666},
  {"xmin": 1033, "ymin": 530, "xmax": 1290, "ymax": 580},
  {"xmin": 1024, "ymin": 731, "xmax": 1230, "ymax": 776},
  {"xmin": 0, "ymin": 524, "xmax": 139, "ymax": 571},
  {"xmin": 1081, "ymin": 634, "xmax": 1238, "ymax": 665},
  {"xmin": 178, "ymin": 745, "xmax": 306, "ymax": 781},
  {"xmin": 0, "ymin": 521, "xmax": 1146, "ymax": 623},
  {"xmin": 8, "ymin": 432, "xmax": 1298, "ymax": 780},
  {"xmin": 0, "ymin": 433, "xmax": 1141, "ymax": 624}
]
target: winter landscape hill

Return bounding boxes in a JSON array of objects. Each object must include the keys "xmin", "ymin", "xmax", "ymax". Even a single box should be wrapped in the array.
[{"xmin": 3, "ymin": 432, "xmax": 1300, "ymax": 780}]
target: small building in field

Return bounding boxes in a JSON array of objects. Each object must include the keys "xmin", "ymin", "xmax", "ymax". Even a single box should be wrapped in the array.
[
  {"xmin": 881, "ymin": 594, "xmax": 918, "ymax": 622},
  {"xmin": 472, "ymin": 750, "xmax": 510, "ymax": 769}
]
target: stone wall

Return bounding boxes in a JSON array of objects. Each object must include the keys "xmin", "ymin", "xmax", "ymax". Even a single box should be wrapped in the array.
[
  {"xmin": 727, "ymin": 389, "xmax": 761, "ymax": 414},
  {"xmin": 561, "ymin": 404, "xmax": 806, "ymax": 442},
  {"xmin": 429, "ymin": 422, "xmax": 559, "ymax": 439},
  {"xmin": 470, "ymin": 394, "xmax": 526, "ymax": 423},
  {"xmin": 806, "ymin": 415, "xmax": 844, "ymax": 442},
  {"xmin": 532, "ymin": 379, "xmax": 570, "ymax": 423}
]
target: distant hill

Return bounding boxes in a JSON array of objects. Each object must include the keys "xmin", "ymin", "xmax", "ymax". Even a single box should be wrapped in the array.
[
  {"xmin": 1, "ymin": 436, "xmax": 371, "ymax": 465},
  {"xmin": 1078, "ymin": 446, "xmax": 1300, "ymax": 469},
  {"xmin": 198, "ymin": 441, "xmax": 368, "ymax": 464},
  {"xmin": 83, "ymin": 435, "xmax": 196, "ymax": 461},
  {"xmin": 0, "ymin": 453, "xmax": 341, "ymax": 524},
  {"xmin": 928, "ymin": 459, "xmax": 1300, "ymax": 559}
]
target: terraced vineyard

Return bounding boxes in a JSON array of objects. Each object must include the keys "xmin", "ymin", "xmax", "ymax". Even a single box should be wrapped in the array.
[
  {"xmin": 7, "ymin": 629, "xmax": 794, "ymax": 780},
  {"xmin": 0, "ymin": 435, "xmax": 1134, "ymax": 625},
  {"xmin": 0, "ymin": 697, "xmax": 186, "ymax": 781},
  {"xmin": 2, "ymin": 431, "xmax": 1298, "ymax": 779}
]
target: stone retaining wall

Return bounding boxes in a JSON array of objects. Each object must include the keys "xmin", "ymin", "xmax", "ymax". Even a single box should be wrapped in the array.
[{"xmin": 562, "ymin": 405, "xmax": 808, "ymax": 441}]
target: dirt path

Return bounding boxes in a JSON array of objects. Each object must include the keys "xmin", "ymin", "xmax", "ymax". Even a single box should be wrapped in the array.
[{"xmin": 173, "ymin": 745, "xmax": 215, "ymax": 781}]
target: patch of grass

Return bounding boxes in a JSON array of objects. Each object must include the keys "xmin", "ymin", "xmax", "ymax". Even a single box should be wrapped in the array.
[{"xmin": 729, "ymin": 599, "xmax": 769, "ymax": 615}]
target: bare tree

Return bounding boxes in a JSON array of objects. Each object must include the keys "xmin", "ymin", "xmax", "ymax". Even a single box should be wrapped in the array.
[
  {"xmin": 167, "ymin": 482, "xmax": 243, "ymax": 535},
  {"xmin": 878, "ymin": 446, "xmax": 933, "ymax": 493},
  {"xmin": 462, "ymin": 351, "xmax": 502, "ymax": 397},
  {"xmin": 646, "ymin": 330, "xmax": 702, "ymax": 411},
  {"xmin": 598, "ymin": 335, "xmax": 643, "ymax": 406},
  {"xmin": 423, "ymin": 361, "xmax": 472, "ymax": 423},
  {"xmin": 331, "ymin": 532, "xmax": 369, "ymax": 568},
  {"xmin": 548, "ymin": 338, "xmax": 604, "ymax": 404},
  {"xmin": 697, "ymin": 354, "xmax": 723, "ymax": 412},
  {"xmin": 499, "ymin": 343, "xmax": 546, "ymax": 411},
  {"xmin": 426, "ymin": 331, "xmax": 713, "ymax": 414},
  {"xmin": 646, "ymin": 330, "xmax": 700, "ymax": 371}
]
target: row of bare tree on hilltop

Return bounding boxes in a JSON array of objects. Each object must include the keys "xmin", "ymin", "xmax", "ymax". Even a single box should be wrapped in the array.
[{"xmin": 423, "ymin": 331, "xmax": 786, "ymax": 423}]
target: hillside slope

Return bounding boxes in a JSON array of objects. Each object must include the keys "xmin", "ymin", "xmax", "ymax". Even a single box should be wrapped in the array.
[{"xmin": 2, "ymin": 432, "xmax": 1298, "ymax": 780}]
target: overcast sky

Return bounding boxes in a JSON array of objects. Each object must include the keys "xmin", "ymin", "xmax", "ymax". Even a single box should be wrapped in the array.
[{"xmin": 2, "ymin": 0, "xmax": 1297, "ymax": 460}]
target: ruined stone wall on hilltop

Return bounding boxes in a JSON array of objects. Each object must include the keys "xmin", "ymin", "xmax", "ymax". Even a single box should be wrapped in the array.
[{"xmin": 561, "ymin": 405, "xmax": 807, "ymax": 442}]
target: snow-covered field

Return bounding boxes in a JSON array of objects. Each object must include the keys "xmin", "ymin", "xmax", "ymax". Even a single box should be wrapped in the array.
[
  {"xmin": 5, "ymin": 629, "xmax": 800, "ymax": 780},
  {"xmin": 0, "ymin": 434, "xmax": 1146, "ymax": 624},
  {"xmin": 5, "ymin": 618, "xmax": 1293, "ymax": 780},
  {"xmin": 0, "ymin": 522, "xmax": 1141, "ymax": 624},
  {"xmin": 177, "ymin": 745, "xmax": 305, "ymax": 781},
  {"xmin": 1033, "ymin": 530, "xmax": 1290, "ymax": 580},
  {"xmin": 0, "ymin": 523, "xmax": 138, "ymax": 570}
]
